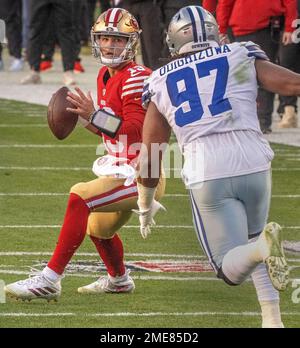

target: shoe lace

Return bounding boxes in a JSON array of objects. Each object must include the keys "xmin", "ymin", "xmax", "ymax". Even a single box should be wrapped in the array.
[
  {"xmin": 97, "ymin": 275, "xmax": 110, "ymax": 289},
  {"xmin": 18, "ymin": 267, "xmax": 45, "ymax": 285}
]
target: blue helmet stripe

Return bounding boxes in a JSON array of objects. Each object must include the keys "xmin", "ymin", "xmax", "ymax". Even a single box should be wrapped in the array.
[
  {"xmin": 186, "ymin": 7, "xmax": 198, "ymax": 43},
  {"xmin": 196, "ymin": 6, "xmax": 207, "ymax": 42}
]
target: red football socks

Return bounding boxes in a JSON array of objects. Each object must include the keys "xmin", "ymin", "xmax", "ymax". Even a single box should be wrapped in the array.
[
  {"xmin": 90, "ymin": 234, "xmax": 125, "ymax": 277},
  {"xmin": 48, "ymin": 193, "xmax": 90, "ymax": 274}
]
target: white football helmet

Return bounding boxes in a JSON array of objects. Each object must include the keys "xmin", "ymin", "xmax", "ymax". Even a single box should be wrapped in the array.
[
  {"xmin": 166, "ymin": 6, "xmax": 220, "ymax": 57},
  {"xmin": 91, "ymin": 8, "xmax": 141, "ymax": 67}
]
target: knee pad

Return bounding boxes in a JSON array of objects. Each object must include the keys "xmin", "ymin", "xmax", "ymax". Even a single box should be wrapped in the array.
[{"xmin": 87, "ymin": 211, "xmax": 132, "ymax": 239}]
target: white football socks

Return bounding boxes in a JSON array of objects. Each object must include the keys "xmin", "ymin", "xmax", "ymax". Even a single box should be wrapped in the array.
[
  {"xmin": 260, "ymin": 300, "xmax": 284, "ymax": 328},
  {"xmin": 222, "ymin": 236, "xmax": 284, "ymax": 328},
  {"xmin": 108, "ymin": 271, "xmax": 128, "ymax": 284},
  {"xmin": 251, "ymin": 263, "xmax": 279, "ymax": 302},
  {"xmin": 42, "ymin": 266, "xmax": 61, "ymax": 283},
  {"xmin": 251, "ymin": 263, "xmax": 283, "ymax": 328}
]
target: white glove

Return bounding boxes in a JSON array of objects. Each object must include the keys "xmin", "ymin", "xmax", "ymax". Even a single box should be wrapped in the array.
[{"xmin": 133, "ymin": 200, "xmax": 166, "ymax": 239}]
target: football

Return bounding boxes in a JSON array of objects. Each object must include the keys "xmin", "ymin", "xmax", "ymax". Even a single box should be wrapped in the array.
[{"xmin": 47, "ymin": 86, "xmax": 78, "ymax": 140}]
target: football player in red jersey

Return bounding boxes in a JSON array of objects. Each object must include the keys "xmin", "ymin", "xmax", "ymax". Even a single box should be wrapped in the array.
[{"xmin": 4, "ymin": 8, "xmax": 165, "ymax": 301}]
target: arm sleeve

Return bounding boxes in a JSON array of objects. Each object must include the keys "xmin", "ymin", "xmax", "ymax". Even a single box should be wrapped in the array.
[
  {"xmin": 216, "ymin": 0, "xmax": 236, "ymax": 34},
  {"xmin": 116, "ymin": 92, "xmax": 146, "ymax": 143},
  {"xmin": 243, "ymin": 41, "xmax": 270, "ymax": 61},
  {"xmin": 283, "ymin": 0, "xmax": 298, "ymax": 32}
]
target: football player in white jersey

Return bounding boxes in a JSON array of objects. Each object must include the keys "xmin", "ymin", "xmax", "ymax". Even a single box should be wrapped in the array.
[{"xmin": 136, "ymin": 6, "xmax": 300, "ymax": 328}]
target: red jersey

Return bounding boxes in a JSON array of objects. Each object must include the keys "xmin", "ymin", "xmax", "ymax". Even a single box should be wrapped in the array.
[
  {"xmin": 217, "ymin": 0, "xmax": 297, "ymax": 36},
  {"xmin": 97, "ymin": 61, "xmax": 152, "ymax": 160},
  {"xmin": 202, "ymin": 0, "xmax": 218, "ymax": 13}
]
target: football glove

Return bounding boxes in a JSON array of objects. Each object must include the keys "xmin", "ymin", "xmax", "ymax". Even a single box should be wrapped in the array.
[{"xmin": 133, "ymin": 200, "xmax": 166, "ymax": 239}]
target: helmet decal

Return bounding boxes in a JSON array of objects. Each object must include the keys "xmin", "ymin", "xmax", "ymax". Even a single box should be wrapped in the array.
[{"xmin": 104, "ymin": 8, "xmax": 122, "ymax": 28}]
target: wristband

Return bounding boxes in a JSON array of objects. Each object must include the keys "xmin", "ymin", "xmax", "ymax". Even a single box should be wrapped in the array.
[
  {"xmin": 89, "ymin": 108, "xmax": 122, "ymax": 138},
  {"xmin": 137, "ymin": 183, "xmax": 156, "ymax": 211}
]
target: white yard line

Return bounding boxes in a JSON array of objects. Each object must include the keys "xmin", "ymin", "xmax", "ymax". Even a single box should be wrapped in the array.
[
  {"xmin": 0, "ymin": 251, "xmax": 298, "ymax": 263},
  {"xmin": 0, "ymin": 311, "xmax": 299, "ymax": 318},
  {"xmin": 1, "ymin": 193, "xmax": 300, "ymax": 198},
  {"xmin": 0, "ymin": 124, "xmax": 47, "ymax": 127},
  {"xmin": 2, "ymin": 269, "xmax": 299, "ymax": 283},
  {"xmin": 0, "ymin": 269, "xmax": 218, "ymax": 280},
  {"xmin": 0, "ymin": 143, "xmax": 300, "ymax": 156},
  {"xmin": 1, "ymin": 166, "xmax": 300, "ymax": 171},
  {"xmin": 0, "ymin": 313, "xmax": 74, "ymax": 317},
  {"xmin": 0, "ymin": 144, "xmax": 97, "ymax": 148},
  {"xmin": 0, "ymin": 166, "xmax": 90, "ymax": 171},
  {"xmin": 0, "ymin": 251, "xmax": 204, "ymax": 258},
  {"xmin": 0, "ymin": 193, "xmax": 68, "ymax": 196},
  {"xmin": 0, "ymin": 224, "xmax": 299, "ymax": 230}
]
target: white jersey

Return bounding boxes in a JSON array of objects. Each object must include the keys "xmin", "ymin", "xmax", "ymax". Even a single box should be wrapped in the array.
[{"xmin": 143, "ymin": 41, "xmax": 274, "ymax": 185}]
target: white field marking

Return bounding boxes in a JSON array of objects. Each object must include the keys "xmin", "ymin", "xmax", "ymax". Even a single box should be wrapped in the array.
[
  {"xmin": 1, "ymin": 166, "xmax": 300, "ymax": 171},
  {"xmin": 274, "ymin": 149, "xmax": 300, "ymax": 153},
  {"xmin": 0, "ymin": 251, "xmax": 298, "ymax": 263},
  {"xmin": 273, "ymin": 168, "xmax": 300, "ymax": 171},
  {"xmin": 0, "ymin": 269, "xmax": 218, "ymax": 280},
  {"xmin": 3, "ymin": 269, "xmax": 299, "ymax": 284},
  {"xmin": 0, "ymin": 166, "xmax": 90, "ymax": 171},
  {"xmin": 1, "ymin": 193, "xmax": 300, "ymax": 198},
  {"xmin": 168, "ymin": 167, "xmax": 300, "ymax": 172},
  {"xmin": 0, "ymin": 251, "xmax": 204, "ymax": 259},
  {"xmin": 0, "ymin": 144, "xmax": 97, "ymax": 148},
  {"xmin": 2, "ymin": 142, "xmax": 299, "ymax": 155},
  {"xmin": 88, "ymin": 311, "xmax": 300, "ymax": 317},
  {"xmin": 0, "ymin": 224, "xmax": 300, "ymax": 230},
  {"xmin": 0, "ymin": 124, "xmax": 47, "ymax": 127},
  {"xmin": 0, "ymin": 311, "xmax": 299, "ymax": 318},
  {"xmin": 0, "ymin": 193, "xmax": 68, "ymax": 196},
  {"xmin": 2, "ymin": 113, "xmax": 46, "ymax": 118},
  {"xmin": 0, "ymin": 313, "xmax": 74, "ymax": 317},
  {"xmin": 24, "ymin": 115, "xmax": 45, "ymax": 118},
  {"xmin": 0, "ymin": 112, "xmax": 44, "ymax": 118}
]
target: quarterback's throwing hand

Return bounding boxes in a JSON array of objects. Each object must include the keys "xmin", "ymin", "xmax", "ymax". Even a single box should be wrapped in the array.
[
  {"xmin": 133, "ymin": 200, "xmax": 166, "ymax": 239},
  {"xmin": 66, "ymin": 87, "xmax": 95, "ymax": 119}
]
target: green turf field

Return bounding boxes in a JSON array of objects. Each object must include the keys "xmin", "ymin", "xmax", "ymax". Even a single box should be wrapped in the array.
[{"xmin": 0, "ymin": 99, "xmax": 299, "ymax": 328}]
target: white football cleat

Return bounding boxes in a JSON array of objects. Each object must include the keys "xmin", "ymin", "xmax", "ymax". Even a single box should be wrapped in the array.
[
  {"xmin": 258, "ymin": 222, "xmax": 289, "ymax": 291},
  {"xmin": 4, "ymin": 270, "xmax": 61, "ymax": 302},
  {"xmin": 78, "ymin": 271, "xmax": 135, "ymax": 294}
]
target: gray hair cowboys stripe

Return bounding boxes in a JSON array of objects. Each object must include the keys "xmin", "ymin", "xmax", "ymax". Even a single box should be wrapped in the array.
[{"xmin": 186, "ymin": 6, "xmax": 207, "ymax": 43}]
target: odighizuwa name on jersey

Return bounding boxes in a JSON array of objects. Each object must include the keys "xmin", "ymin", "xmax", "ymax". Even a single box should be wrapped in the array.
[
  {"xmin": 143, "ymin": 41, "xmax": 274, "ymax": 187},
  {"xmin": 158, "ymin": 44, "xmax": 232, "ymax": 76}
]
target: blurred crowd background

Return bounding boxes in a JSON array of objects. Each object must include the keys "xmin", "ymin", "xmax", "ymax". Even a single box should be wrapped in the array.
[{"xmin": 0, "ymin": 0, "xmax": 299, "ymax": 132}]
